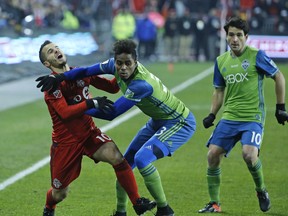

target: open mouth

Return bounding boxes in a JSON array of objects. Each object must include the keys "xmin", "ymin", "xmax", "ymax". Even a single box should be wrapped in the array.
[{"xmin": 57, "ymin": 54, "xmax": 63, "ymax": 59}]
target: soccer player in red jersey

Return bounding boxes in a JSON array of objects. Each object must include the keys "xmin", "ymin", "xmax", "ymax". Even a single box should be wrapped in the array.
[{"xmin": 38, "ymin": 40, "xmax": 156, "ymax": 216}]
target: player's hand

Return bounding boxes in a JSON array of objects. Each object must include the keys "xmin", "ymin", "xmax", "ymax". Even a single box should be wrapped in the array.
[
  {"xmin": 35, "ymin": 74, "xmax": 65, "ymax": 94},
  {"xmin": 203, "ymin": 113, "xmax": 215, "ymax": 128},
  {"xmin": 86, "ymin": 96, "xmax": 114, "ymax": 113},
  {"xmin": 275, "ymin": 104, "xmax": 288, "ymax": 125}
]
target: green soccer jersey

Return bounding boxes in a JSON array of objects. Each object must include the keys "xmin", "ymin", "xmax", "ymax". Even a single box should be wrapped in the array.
[
  {"xmin": 214, "ymin": 46, "xmax": 279, "ymax": 124},
  {"xmin": 114, "ymin": 62, "xmax": 190, "ymax": 120}
]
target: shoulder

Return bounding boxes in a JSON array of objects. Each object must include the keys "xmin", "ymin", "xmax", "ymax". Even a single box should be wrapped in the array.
[
  {"xmin": 99, "ymin": 58, "xmax": 115, "ymax": 73},
  {"xmin": 216, "ymin": 51, "xmax": 230, "ymax": 68}
]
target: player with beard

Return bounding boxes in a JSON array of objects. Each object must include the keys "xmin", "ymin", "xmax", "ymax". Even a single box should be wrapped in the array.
[{"xmin": 38, "ymin": 40, "xmax": 156, "ymax": 216}]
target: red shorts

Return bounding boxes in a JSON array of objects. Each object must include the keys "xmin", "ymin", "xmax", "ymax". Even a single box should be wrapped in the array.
[{"xmin": 49, "ymin": 129, "xmax": 114, "ymax": 189}]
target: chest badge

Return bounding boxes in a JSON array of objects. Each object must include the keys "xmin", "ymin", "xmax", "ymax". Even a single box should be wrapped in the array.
[{"xmin": 241, "ymin": 59, "xmax": 250, "ymax": 71}]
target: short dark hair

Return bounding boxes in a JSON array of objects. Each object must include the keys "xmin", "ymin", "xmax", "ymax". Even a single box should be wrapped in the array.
[
  {"xmin": 224, "ymin": 16, "xmax": 249, "ymax": 35},
  {"xmin": 113, "ymin": 39, "xmax": 137, "ymax": 61},
  {"xmin": 39, "ymin": 40, "xmax": 52, "ymax": 64}
]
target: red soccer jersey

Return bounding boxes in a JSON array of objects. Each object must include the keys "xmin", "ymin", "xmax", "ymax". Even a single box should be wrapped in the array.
[{"xmin": 44, "ymin": 71, "xmax": 119, "ymax": 146}]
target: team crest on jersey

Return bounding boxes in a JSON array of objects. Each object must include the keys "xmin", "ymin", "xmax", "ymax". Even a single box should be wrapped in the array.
[
  {"xmin": 53, "ymin": 90, "xmax": 62, "ymax": 98},
  {"xmin": 125, "ymin": 88, "xmax": 134, "ymax": 98},
  {"xmin": 241, "ymin": 59, "xmax": 250, "ymax": 71},
  {"xmin": 53, "ymin": 178, "xmax": 62, "ymax": 188},
  {"xmin": 76, "ymin": 80, "xmax": 85, "ymax": 87}
]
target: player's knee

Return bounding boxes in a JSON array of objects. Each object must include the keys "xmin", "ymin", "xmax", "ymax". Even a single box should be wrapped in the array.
[
  {"xmin": 207, "ymin": 150, "xmax": 221, "ymax": 167},
  {"xmin": 134, "ymin": 144, "xmax": 164, "ymax": 169},
  {"xmin": 53, "ymin": 187, "xmax": 69, "ymax": 202},
  {"xmin": 242, "ymin": 152, "xmax": 257, "ymax": 165}
]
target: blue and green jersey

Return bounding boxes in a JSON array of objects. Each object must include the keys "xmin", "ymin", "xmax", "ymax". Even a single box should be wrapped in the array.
[
  {"xmin": 214, "ymin": 46, "xmax": 279, "ymax": 124},
  {"xmin": 100, "ymin": 59, "xmax": 190, "ymax": 120}
]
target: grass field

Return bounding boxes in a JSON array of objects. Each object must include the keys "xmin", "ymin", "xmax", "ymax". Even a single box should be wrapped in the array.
[{"xmin": 0, "ymin": 62, "xmax": 288, "ymax": 216}]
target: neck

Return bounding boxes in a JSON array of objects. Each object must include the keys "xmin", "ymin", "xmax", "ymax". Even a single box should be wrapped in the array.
[{"xmin": 51, "ymin": 64, "xmax": 70, "ymax": 73}]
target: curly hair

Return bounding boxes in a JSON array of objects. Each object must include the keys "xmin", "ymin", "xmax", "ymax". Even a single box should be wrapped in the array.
[{"xmin": 113, "ymin": 39, "xmax": 137, "ymax": 61}]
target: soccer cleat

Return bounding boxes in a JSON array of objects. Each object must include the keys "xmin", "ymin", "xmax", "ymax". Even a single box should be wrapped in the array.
[
  {"xmin": 257, "ymin": 190, "xmax": 271, "ymax": 212},
  {"xmin": 133, "ymin": 197, "xmax": 156, "ymax": 215},
  {"xmin": 155, "ymin": 205, "xmax": 175, "ymax": 216},
  {"xmin": 111, "ymin": 211, "xmax": 127, "ymax": 216},
  {"xmin": 198, "ymin": 202, "xmax": 221, "ymax": 213},
  {"xmin": 43, "ymin": 207, "xmax": 55, "ymax": 216}
]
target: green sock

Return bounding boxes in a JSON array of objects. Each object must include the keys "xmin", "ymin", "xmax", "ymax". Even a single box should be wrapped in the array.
[
  {"xmin": 115, "ymin": 180, "xmax": 128, "ymax": 212},
  {"xmin": 140, "ymin": 164, "xmax": 167, "ymax": 207},
  {"xmin": 248, "ymin": 158, "xmax": 265, "ymax": 191},
  {"xmin": 207, "ymin": 167, "xmax": 221, "ymax": 203}
]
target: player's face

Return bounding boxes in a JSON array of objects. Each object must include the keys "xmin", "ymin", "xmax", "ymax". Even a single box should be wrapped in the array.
[
  {"xmin": 42, "ymin": 43, "xmax": 67, "ymax": 68},
  {"xmin": 115, "ymin": 53, "xmax": 137, "ymax": 80},
  {"xmin": 226, "ymin": 26, "xmax": 248, "ymax": 56}
]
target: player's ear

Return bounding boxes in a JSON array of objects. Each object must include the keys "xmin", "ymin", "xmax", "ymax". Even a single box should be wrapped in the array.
[{"xmin": 43, "ymin": 60, "xmax": 50, "ymax": 67}]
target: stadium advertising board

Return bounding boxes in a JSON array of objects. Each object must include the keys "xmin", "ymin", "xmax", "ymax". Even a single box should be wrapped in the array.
[
  {"xmin": 0, "ymin": 32, "xmax": 98, "ymax": 64},
  {"xmin": 247, "ymin": 35, "xmax": 288, "ymax": 58}
]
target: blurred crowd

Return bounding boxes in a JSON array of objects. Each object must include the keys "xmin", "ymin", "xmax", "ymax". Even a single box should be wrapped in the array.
[{"xmin": 1, "ymin": 0, "xmax": 288, "ymax": 62}]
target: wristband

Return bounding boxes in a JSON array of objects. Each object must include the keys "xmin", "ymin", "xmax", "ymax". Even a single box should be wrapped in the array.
[{"xmin": 276, "ymin": 104, "xmax": 285, "ymax": 111}]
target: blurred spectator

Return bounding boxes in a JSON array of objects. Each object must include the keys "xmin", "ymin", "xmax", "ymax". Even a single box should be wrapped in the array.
[
  {"xmin": 112, "ymin": 5, "xmax": 136, "ymax": 41},
  {"xmin": 135, "ymin": 11, "xmax": 158, "ymax": 61},
  {"xmin": 130, "ymin": 0, "xmax": 146, "ymax": 14},
  {"xmin": 178, "ymin": 7, "xmax": 194, "ymax": 62},
  {"xmin": 5, "ymin": 0, "xmax": 26, "ymax": 34},
  {"xmin": 163, "ymin": 8, "xmax": 179, "ymax": 62},
  {"xmin": 206, "ymin": 8, "xmax": 220, "ymax": 61},
  {"xmin": 193, "ymin": 13, "xmax": 209, "ymax": 61},
  {"xmin": 60, "ymin": 7, "xmax": 79, "ymax": 30}
]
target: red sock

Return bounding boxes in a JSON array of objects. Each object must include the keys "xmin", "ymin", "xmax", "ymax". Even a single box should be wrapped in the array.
[
  {"xmin": 45, "ymin": 188, "xmax": 57, "ymax": 209},
  {"xmin": 113, "ymin": 159, "xmax": 140, "ymax": 205}
]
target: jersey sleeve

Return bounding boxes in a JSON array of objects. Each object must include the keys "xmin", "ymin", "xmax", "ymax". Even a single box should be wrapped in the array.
[
  {"xmin": 255, "ymin": 50, "xmax": 279, "ymax": 77},
  {"xmin": 213, "ymin": 61, "xmax": 226, "ymax": 88},
  {"xmin": 90, "ymin": 76, "xmax": 119, "ymax": 94},
  {"xmin": 124, "ymin": 80, "xmax": 153, "ymax": 102},
  {"xmin": 64, "ymin": 58, "xmax": 115, "ymax": 80}
]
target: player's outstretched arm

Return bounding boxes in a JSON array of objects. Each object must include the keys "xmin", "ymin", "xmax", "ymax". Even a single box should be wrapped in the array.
[
  {"xmin": 36, "ymin": 74, "xmax": 65, "ymax": 93},
  {"xmin": 35, "ymin": 63, "xmax": 103, "ymax": 93}
]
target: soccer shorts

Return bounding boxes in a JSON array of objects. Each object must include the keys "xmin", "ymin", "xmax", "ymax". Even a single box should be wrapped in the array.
[
  {"xmin": 207, "ymin": 119, "xmax": 264, "ymax": 156},
  {"xmin": 50, "ymin": 128, "xmax": 114, "ymax": 189},
  {"xmin": 124, "ymin": 112, "xmax": 196, "ymax": 168}
]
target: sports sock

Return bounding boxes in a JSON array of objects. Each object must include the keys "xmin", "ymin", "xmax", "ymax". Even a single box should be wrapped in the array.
[
  {"xmin": 113, "ymin": 159, "xmax": 140, "ymax": 205},
  {"xmin": 140, "ymin": 164, "xmax": 167, "ymax": 207},
  {"xmin": 45, "ymin": 188, "xmax": 57, "ymax": 209},
  {"xmin": 115, "ymin": 180, "xmax": 129, "ymax": 213},
  {"xmin": 207, "ymin": 167, "xmax": 221, "ymax": 203},
  {"xmin": 248, "ymin": 158, "xmax": 265, "ymax": 191}
]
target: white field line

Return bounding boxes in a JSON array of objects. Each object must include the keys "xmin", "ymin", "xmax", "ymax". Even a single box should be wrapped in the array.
[{"xmin": 0, "ymin": 66, "xmax": 213, "ymax": 191}]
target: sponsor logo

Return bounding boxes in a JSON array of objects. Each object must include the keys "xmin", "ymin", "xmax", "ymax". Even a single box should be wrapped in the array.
[
  {"xmin": 224, "ymin": 72, "xmax": 248, "ymax": 84},
  {"xmin": 73, "ymin": 95, "xmax": 82, "ymax": 102},
  {"xmin": 83, "ymin": 86, "xmax": 89, "ymax": 99}
]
